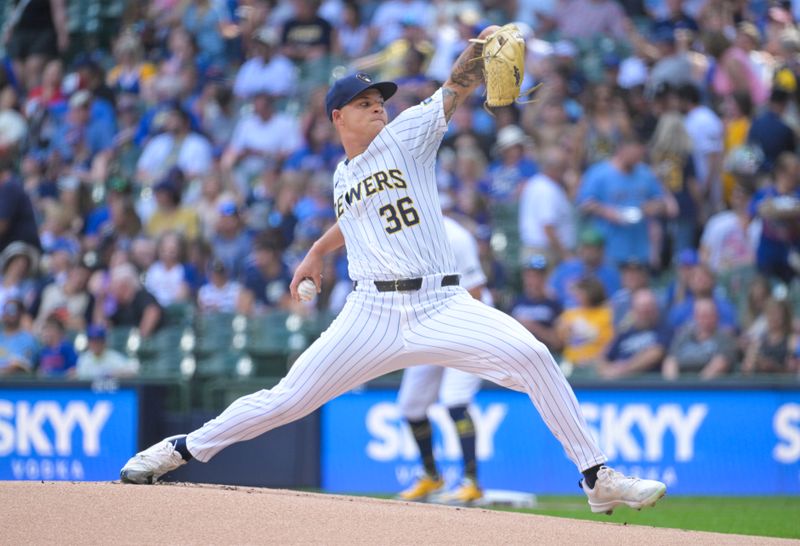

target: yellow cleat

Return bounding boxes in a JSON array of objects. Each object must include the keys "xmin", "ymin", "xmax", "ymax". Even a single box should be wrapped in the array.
[
  {"xmin": 437, "ymin": 478, "xmax": 483, "ymax": 505},
  {"xmin": 397, "ymin": 475, "xmax": 445, "ymax": 501}
]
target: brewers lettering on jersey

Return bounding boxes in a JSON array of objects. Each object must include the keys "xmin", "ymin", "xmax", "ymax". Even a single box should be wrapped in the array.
[{"xmin": 120, "ymin": 25, "xmax": 667, "ymax": 516}]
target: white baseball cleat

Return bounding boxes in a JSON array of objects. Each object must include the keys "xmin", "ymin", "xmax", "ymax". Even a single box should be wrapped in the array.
[
  {"xmin": 120, "ymin": 435, "xmax": 188, "ymax": 484},
  {"xmin": 581, "ymin": 466, "xmax": 666, "ymax": 514}
]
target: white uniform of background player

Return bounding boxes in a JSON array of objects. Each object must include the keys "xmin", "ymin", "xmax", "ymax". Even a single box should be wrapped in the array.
[
  {"xmin": 120, "ymin": 64, "xmax": 666, "ymax": 515},
  {"xmin": 397, "ymin": 216, "xmax": 490, "ymax": 421},
  {"xmin": 395, "ymin": 216, "xmax": 489, "ymax": 502}
]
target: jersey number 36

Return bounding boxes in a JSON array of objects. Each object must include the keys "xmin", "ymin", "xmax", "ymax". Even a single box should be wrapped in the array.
[{"xmin": 379, "ymin": 197, "xmax": 420, "ymax": 234}]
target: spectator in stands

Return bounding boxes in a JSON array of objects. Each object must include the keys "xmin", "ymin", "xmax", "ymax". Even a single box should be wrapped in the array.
[
  {"xmin": 221, "ymin": 91, "xmax": 302, "ymax": 197},
  {"xmin": 574, "ymin": 84, "xmax": 632, "ymax": 169},
  {"xmin": 198, "ymin": 259, "xmax": 241, "ymax": 314},
  {"xmin": 0, "ymin": 241, "xmax": 39, "ymax": 311},
  {"xmin": 487, "ymin": 125, "xmax": 538, "ymax": 204},
  {"xmin": 677, "ymin": 83, "xmax": 724, "ymax": 216},
  {"xmin": 238, "ymin": 231, "xmax": 293, "ymax": 315},
  {"xmin": 284, "ymin": 118, "xmax": 343, "ymax": 174},
  {"xmin": 748, "ymin": 89, "xmax": 796, "ymax": 174},
  {"xmin": 720, "ymin": 92, "xmax": 753, "ymax": 204},
  {"xmin": 195, "ymin": 170, "xmax": 235, "ymax": 240},
  {"xmin": 0, "ymin": 159, "xmax": 43, "ymax": 254},
  {"xmin": 103, "ymin": 263, "xmax": 163, "ymax": 338},
  {"xmin": 136, "ymin": 103, "xmax": 213, "ymax": 188},
  {"xmin": 651, "ymin": 0, "xmax": 699, "ymax": 34},
  {"xmin": 663, "ymin": 298, "xmax": 737, "ymax": 380},
  {"xmin": 599, "ymin": 288, "xmax": 668, "ymax": 379},
  {"xmin": 647, "ymin": 30, "xmax": 696, "ymax": 98},
  {"xmin": 518, "ymin": 146, "xmax": 575, "ymax": 265},
  {"xmin": 144, "ymin": 231, "xmax": 193, "ymax": 308},
  {"xmin": 281, "ymin": 0, "xmax": 335, "ymax": 63},
  {"xmin": 181, "ymin": 0, "xmax": 231, "ymax": 71},
  {"xmin": 35, "ymin": 316, "xmax": 77, "ymax": 377},
  {"xmin": 554, "ymin": 0, "xmax": 628, "ymax": 41},
  {"xmin": 662, "ymin": 247, "xmax": 696, "ymax": 309},
  {"xmin": 578, "ymin": 136, "xmax": 667, "ymax": 267},
  {"xmin": 556, "ymin": 275, "xmax": 614, "ymax": 374},
  {"xmin": 334, "ymin": 0, "xmax": 371, "ymax": 59},
  {"xmin": 76, "ymin": 324, "xmax": 136, "ymax": 380},
  {"xmin": 705, "ymin": 30, "xmax": 768, "ymax": 108},
  {"xmin": 649, "ymin": 111, "xmax": 700, "ymax": 258},
  {"xmin": 742, "ymin": 297, "xmax": 798, "ymax": 375},
  {"xmin": 146, "ymin": 171, "xmax": 200, "ymax": 241},
  {"xmin": 50, "ymin": 90, "xmax": 114, "ymax": 169},
  {"xmin": 700, "ymin": 181, "xmax": 755, "ymax": 275},
  {"xmin": 749, "ymin": 151, "xmax": 800, "ymax": 283},
  {"xmin": 0, "ymin": 299, "xmax": 37, "ymax": 375},
  {"xmin": 370, "ymin": 0, "xmax": 434, "ymax": 49},
  {"xmin": 611, "ymin": 258, "xmax": 652, "ymax": 329},
  {"xmin": 510, "ymin": 255, "xmax": 563, "ymax": 353},
  {"xmin": 233, "ymin": 26, "xmax": 297, "ymax": 99},
  {"xmin": 0, "ymin": 86, "xmax": 28, "ymax": 159},
  {"xmin": 106, "ymin": 31, "xmax": 158, "ymax": 97},
  {"xmin": 129, "ymin": 237, "xmax": 157, "ymax": 274},
  {"xmin": 2, "ymin": 0, "xmax": 68, "ymax": 92},
  {"xmin": 667, "ymin": 263, "xmax": 738, "ymax": 333},
  {"xmin": 210, "ymin": 201, "xmax": 253, "ymax": 280},
  {"xmin": 739, "ymin": 274, "xmax": 772, "ymax": 345},
  {"xmin": 549, "ymin": 228, "xmax": 621, "ymax": 309},
  {"xmin": 34, "ymin": 258, "xmax": 92, "ymax": 334}
]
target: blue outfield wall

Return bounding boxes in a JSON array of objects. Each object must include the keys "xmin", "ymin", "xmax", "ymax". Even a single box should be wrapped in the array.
[
  {"xmin": 0, "ymin": 388, "xmax": 138, "ymax": 481},
  {"xmin": 321, "ymin": 388, "xmax": 800, "ymax": 495}
]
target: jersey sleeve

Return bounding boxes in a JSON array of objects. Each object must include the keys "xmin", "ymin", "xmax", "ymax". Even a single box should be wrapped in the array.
[{"xmin": 387, "ymin": 88, "xmax": 448, "ymax": 166}]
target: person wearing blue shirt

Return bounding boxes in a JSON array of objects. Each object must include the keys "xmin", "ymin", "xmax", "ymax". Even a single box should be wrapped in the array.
[
  {"xmin": 238, "ymin": 232, "xmax": 293, "ymax": 315},
  {"xmin": 210, "ymin": 201, "xmax": 253, "ymax": 280},
  {"xmin": 667, "ymin": 263, "xmax": 738, "ymax": 334},
  {"xmin": 510, "ymin": 255, "xmax": 563, "ymax": 353},
  {"xmin": 599, "ymin": 288, "xmax": 668, "ymax": 379},
  {"xmin": 0, "ymin": 300, "xmax": 38, "ymax": 375},
  {"xmin": 748, "ymin": 151, "xmax": 800, "ymax": 283},
  {"xmin": 49, "ymin": 90, "xmax": 115, "ymax": 166},
  {"xmin": 36, "ymin": 316, "xmax": 77, "ymax": 377},
  {"xmin": 487, "ymin": 125, "xmax": 538, "ymax": 203},
  {"xmin": 549, "ymin": 228, "xmax": 621, "ymax": 309},
  {"xmin": 577, "ymin": 137, "xmax": 667, "ymax": 265}
]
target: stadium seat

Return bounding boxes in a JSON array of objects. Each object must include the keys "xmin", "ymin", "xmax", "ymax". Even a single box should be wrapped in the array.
[{"xmin": 241, "ymin": 311, "xmax": 309, "ymax": 377}]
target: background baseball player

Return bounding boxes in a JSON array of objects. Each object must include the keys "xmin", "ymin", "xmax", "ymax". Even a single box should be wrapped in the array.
[
  {"xmin": 120, "ymin": 25, "xmax": 667, "ymax": 515},
  {"xmin": 396, "ymin": 214, "xmax": 491, "ymax": 505}
]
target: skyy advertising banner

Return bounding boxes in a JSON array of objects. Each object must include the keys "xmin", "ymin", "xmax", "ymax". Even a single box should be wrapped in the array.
[
  {"xmin": 321, "ymin": 389, "xmax": 800, "ymax": 495},
  {"xmin": 0, "ymin": 388, "xmax": 138, "ymax": 481}
]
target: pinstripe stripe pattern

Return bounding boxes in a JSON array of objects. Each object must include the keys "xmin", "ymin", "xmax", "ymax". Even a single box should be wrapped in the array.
[
  {"xmin": 187, "ymin": 277, "xmax": 606, "ymax": 470},
  {"xmin": 185, "ymin": 90, "xmax": 606, "ymax": 473}
]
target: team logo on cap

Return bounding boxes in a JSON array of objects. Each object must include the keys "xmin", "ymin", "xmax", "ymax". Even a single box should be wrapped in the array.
[{"xmin": 357, "ymin": 73, "xmax": 372, "ymax": 83}]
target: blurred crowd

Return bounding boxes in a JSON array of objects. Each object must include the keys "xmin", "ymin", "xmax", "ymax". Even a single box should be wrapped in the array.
[{"xmin": 0, "ymin": 0, "xmax": 799, "ymax": 383}]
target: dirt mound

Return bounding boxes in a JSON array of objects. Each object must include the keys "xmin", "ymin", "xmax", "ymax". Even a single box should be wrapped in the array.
[{"xmin": 0, "ymin": 482, "xmax": 791, "ymax": 545}]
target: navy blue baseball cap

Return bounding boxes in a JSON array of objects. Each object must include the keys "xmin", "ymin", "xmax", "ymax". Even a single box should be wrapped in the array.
[{"xmin": 325, "ymin": 73, "xmax": 398, "ymax": 121}]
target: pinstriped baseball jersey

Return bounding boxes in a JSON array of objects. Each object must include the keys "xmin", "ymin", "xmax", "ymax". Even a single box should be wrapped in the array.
[
  {"xmin": 181, "ymin": 85, "xmax": 609, "ymax": 478},
  {"xmin": 333, "ymin": 89, "xmax": 456, "ymax": 281}
]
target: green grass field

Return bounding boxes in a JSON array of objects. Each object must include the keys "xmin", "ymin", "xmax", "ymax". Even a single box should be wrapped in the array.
[{"xmin": 499, "ymin": 496, "xmax": 800, "ymax": 539}]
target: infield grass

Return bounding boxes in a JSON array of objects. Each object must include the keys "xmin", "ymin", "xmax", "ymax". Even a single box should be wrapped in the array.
[{"xmin": 500, "ymin": 496, "xmax": 800, "ymax": 539}]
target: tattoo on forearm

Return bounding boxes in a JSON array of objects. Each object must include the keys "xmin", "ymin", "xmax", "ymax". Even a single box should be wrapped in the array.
[
  {"xmin": 443, "ymin": 41, "xmax": 485, "ymax": 121},
  {"xmin": 450, "ymin": 41, "xmax": 485, "ymax": 89},
  {"xmin": 443, "ymin": 88, "xmax": 458, "ymax": 121}
]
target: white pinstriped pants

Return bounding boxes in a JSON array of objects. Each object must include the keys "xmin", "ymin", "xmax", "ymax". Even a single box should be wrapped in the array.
[{"xmin": 186, "ymin": 274, "xmax": 607, "ymax": 472}]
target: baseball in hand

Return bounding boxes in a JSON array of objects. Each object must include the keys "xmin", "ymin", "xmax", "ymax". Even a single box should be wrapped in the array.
[{"xmin": 297, "ymin": 279, "xmax": 317, "ymax": 302}]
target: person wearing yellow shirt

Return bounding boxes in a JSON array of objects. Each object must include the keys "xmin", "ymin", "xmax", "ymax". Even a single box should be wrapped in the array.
[
  {"xmin": 556, "ymin": 275, "xmax": 614, "ymax": 375},
  {"xmin": 146, "ymin": 175, "xmax": 199, "ymax": 241},
  {"xmin": 721, "ymin": 92, "xmax": 753, "ymax": 204}
]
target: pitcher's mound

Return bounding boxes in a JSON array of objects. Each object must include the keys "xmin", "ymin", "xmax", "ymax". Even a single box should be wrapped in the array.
[{"xmin": 0, "ymin": 482, "xmax": 790, "ymax": 545}]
